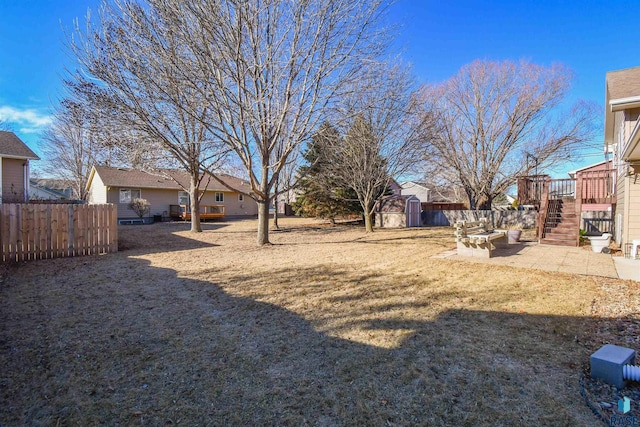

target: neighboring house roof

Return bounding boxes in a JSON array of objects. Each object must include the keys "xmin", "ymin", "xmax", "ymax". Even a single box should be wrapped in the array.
[
  {"xmin": 400, "ymin": 181, "xmax": 429, "ymax": 190},
  {"xmin": 567, "ymin": 160, "xmax": 612, "ymax": 177},
  {"xmin": 87, "ymin": 166, "xmax": 250, "ymax": 193},
  {"xmin": 29, "ymin": 179, "xmax": 69, "ymax": 199},
  {"xmin": 388, "ymin": 178, "xmax": 402, "ymax": 195},
  {"xmin": 0, "ymin": 131, "xmax": 40, "ymax": 160},
  {"xmin": 31, "ymin": 178, "xmax": 72, "ymax": 191},
  {"xmin": 429, "ymin": 188, "xmax": 460, "ymax": 203}
]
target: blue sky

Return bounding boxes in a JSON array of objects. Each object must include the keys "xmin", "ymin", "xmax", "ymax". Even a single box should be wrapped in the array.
[{"xmin": 1, "ymin": 0, "xmax": 638, "ymax": 175}]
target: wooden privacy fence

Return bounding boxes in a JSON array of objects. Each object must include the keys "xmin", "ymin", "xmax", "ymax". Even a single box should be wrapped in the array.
[{"xmin": 0, "ymin": 203, "xmax": 118, "ymax": 263}]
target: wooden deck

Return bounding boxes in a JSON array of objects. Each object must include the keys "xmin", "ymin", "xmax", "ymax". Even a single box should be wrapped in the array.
[
  {"xmin": 517, "ymin": 172, "xmax": 615, "ymax": 246},
  {"xmin": 169, "ymin": 204, "xmax": 225, "ymax": 221}
]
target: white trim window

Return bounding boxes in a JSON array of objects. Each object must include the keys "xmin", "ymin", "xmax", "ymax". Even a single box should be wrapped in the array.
[
  {"xmin": 238, "ymin": 193, "xmax": 244, "ymax": 202},
  {"xmin": 215, "ymin": 192, "xmax": 224, "ymax": 202},
  {"xmin": 178, "ymin": 191, "xmax": 190, "ymax": 205},
  {"xmin": 119, "ymin": 188, "xmax": 141, "ymax": 203}
]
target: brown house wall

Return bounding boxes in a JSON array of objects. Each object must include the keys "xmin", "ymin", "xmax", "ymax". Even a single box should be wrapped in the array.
[
  {"xmin": 614, "ymin": 169, "xmax": 626, "ymax": 245},
  {"xmin": 2, "ymin": 158, "xmax": 26, "ymax": 201},
  {"xmin": 615, "ymin": 175, "xmax": 640, "ymax": 247},
  {"xmin": 627, "ymin": 177, "xmax": 640, "ymax": 245},
  {"xmin": 625, "ymin": 109, "xmax": 640, "ymax": 139}
]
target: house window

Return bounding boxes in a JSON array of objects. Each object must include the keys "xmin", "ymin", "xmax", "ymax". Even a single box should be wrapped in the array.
[
  {"xmin": 238, "ymin": 193, "xmax": 244, "ymax": 202},
  {"xmin": 178, "ymin": 191, "xmax": 190, "ymax": 205},
  {"xmin": 215, "ymin": 192, "xmax": 224, "ymax": 202},
  {"xmin": 119, "ymin": 188, "xmax": 141, "ymax": 203}
]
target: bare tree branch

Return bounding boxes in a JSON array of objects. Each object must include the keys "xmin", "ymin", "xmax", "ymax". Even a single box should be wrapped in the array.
[
  {"xmin": 320, "ymin": 62, "xmax": 422, "ymax": 232},
  {"xmin": 41, "ymin": 99, "xmax": 110, "ymax": 200},
  {"xmin": 67, "ymin": 0, "xmax": 229, "ymax": 232},
  {"xmin": 168, "ymin": 0, "xmax": 391, "ymax": 244},
  {"xmin": 420, "ymin": 59, "xmax": 598, "ymax": 210}
]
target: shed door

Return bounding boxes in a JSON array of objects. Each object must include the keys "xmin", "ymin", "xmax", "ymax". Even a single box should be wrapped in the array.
[{"xmin": 407, "ymin": 200, "xmax": 421, "ymax": 227}]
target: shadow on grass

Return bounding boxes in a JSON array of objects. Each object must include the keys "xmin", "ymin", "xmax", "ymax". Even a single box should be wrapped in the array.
[
  {"xmin": 352, "ymin": 233, "xmax": 452, "ymax": 244},
  {"xmin": 117, "ymin": 222, "xmax": 225, "ymax": 254},
  {"xmin": 271, "ymin": 228, "xmax": 453, "ymax": 247},
  {"xmin": 1, "ymin": 258, "xmax": 623, "ymax": 426}
]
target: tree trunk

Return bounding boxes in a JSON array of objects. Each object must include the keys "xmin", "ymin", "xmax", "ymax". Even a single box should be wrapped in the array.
[
  {"xmin": 478, "ymin": 198, "xmax": 492, "ymax": 210},
  {"xmin": 257, "ymin": 167, "xmax": 272, "ymax": 245},
  {"xmin": 364, "ymin": 210, "xmax": 374, "ymax": 232},
  {"xmin": 359, "ymin": 195, "xmax": 375, "ymax": 233},
  {"xmin": 272, "ymin": 173, "xmax": 280, "ymax": 230},
  {"xmin": 465, "ymin": 187, "xmax": 477, "ymax": 211},
  {"xmin": 472, "ymin": 188, "xmax": 493, "ymax": 210},
  {"xmin": 189, "ymin": 173, "xmax": 202, "ymax": 233},
  {"xmin": 272, "ymin": 198, "xmax": 280, "ymax": 230},
  {"xmin": 257, "ymin": 200, "xmax": 270, "ymax": 245}
]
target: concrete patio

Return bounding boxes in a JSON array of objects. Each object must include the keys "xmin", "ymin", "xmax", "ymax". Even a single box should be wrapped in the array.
[{"xmin": 434, "ymin": 241, "xmax": 640, "ymax": 281}]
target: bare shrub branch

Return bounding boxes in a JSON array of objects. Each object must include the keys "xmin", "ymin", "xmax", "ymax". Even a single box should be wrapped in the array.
[{"xmin": 128, "ymin": 197, "xmax": 150, "ymax": 218}]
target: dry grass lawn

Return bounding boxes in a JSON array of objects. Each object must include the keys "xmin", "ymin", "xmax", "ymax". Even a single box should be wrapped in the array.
[{"xmin": 1, "ymin": 217, "xmax": 638, "ymax": 426}]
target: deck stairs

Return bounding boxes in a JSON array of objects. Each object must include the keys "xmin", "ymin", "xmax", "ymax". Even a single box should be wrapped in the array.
[{"xmin": 540, "ymin": 198, "xmax": 579, "ymax": 246}]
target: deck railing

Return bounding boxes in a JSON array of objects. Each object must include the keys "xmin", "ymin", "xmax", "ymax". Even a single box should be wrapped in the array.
[
  {"xmin": 169, "ymin": 204, "xmax": 225, "ymax": 220},
  {"xmin": 548, "ymin": 179, "xmax": 575, "ymax": 199},
  {"xmin": 518, "ymin": 171, "xmax": 615, "ymax": 243},
  {"xmin": 517, "ymin": 175, "xmax": 548, "ymax": 206},
  {"xmin": 518, "ymin": 173, "xmax": 615, "ymax": 206},
  {"xmin": 580, "ymin": 170, "xmax": 615, "ymax": 203}
]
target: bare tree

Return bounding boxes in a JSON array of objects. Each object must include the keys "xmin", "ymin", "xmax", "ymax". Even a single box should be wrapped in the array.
[
  {"xmin": 420, "ymin": 59, "xmax": 598, "ymax": 210},
  {"xmin": 68, "ymin": 0, "xmax": 228, "ymax": 232},
  {"xmin": 322, "ymin": 64, "xmax": 423, "ymax": 232},
  {"xmin": 271, "ymin": 141, "xmax": 300, "ymax": 230},
  {"xmin": 41, "ymin": 99, "xmax": 109, "ymax": 200},
  {"xmin": 168, "ymin": 0, "xmax": 390, "ymax": 244}
]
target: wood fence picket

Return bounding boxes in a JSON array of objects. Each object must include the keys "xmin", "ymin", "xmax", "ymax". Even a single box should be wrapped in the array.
[{"xmin": 0, "ymin": 204, "xmax": 118, "ymax": 262}]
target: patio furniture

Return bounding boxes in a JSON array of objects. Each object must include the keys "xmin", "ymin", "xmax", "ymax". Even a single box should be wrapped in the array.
[
  {"xmin": 454, "ymin": 219, "xmax": 508, "ymax": 258},
  {"xmin": 631, "ymin": 239, "xmax": 640, "ymax": 260}
]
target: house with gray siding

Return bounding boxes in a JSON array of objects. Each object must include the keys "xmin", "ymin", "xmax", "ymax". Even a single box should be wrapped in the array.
[
  {"xmin": 605, "ymin": 66, "xmax": 640, "ymax": 252},
  {"xmin": 86, "ymin": 166, "xmax": 258, "ymax": 221}
]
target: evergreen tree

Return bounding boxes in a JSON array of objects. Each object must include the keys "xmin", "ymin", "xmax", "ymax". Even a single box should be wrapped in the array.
[
  {"xmin": 293, "ymin": 123, "xmax": 361, "ymax": 223},
  {"xmin": 335, "ymin": 115, "xmax": 391, "ymax": 231}
]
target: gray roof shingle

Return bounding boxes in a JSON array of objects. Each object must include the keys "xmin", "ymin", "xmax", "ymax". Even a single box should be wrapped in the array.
[
  {"xmin": 92, "ymin": 166, "xmax": 250, "ymax": 192},
  {"xmin": 0, "ymin": 131, "xmax": 40, "ymax": 160},
  {"xmin": 606, "ymin": 66, "xmax": 640, "ymax": 101}
]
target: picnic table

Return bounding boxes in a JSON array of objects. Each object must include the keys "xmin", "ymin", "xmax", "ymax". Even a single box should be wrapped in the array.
[{"xmin": 454, "ymin": 219, "xmax": 508, "ymax": 258}]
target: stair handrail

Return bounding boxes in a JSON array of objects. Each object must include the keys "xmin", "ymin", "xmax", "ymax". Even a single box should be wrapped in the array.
[
  {"xmin": 537, "ymin": 177, "xmax": 551, "ymax": 239},
  {"xmin": 575, "ymin": 176, "xmax": 583, "ymax": 246}
]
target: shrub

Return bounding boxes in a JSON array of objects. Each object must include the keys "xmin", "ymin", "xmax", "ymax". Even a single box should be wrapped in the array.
[{"xmin": 129, "ymin": 198, "xmax": 150, "ymax": 218}]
